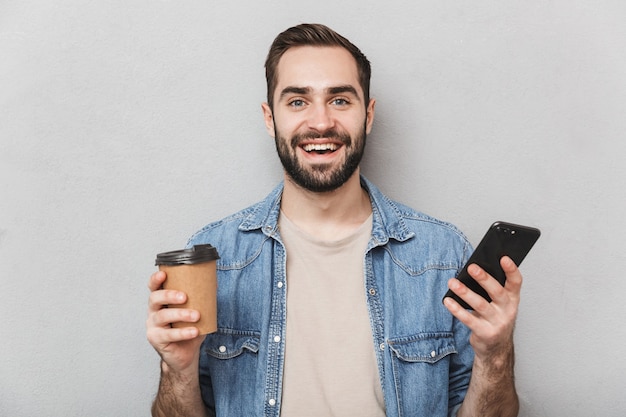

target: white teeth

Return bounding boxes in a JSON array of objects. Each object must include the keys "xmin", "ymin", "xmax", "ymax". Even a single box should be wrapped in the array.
[{"xmin": 303, "ymin": 143, "xmax": 338, "ymax": 152}]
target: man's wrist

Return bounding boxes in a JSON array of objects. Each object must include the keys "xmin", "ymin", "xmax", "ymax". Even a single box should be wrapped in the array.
[
  {"xmin": 160, "ymin": 359, "xmax": 200, "ymax": 388},
  {"xmin": 473, "ymin": 345, "xmax": 515, "ymax": 380},
  {"xmin": 153, "ymin": 360, "xmax": 205, "ymax": 417}
]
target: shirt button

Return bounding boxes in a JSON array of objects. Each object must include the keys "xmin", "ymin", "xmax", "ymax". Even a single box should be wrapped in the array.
[
  {"xmin": 219, "ymin": 345, "xmax": 227, "ymax": 353},
  {"xmin": 274, "ymin": 335, "xmax": 281, "ymax": 343},
  {"xmin": 431, "ymin": 350, "xmax": 437, "ymax": 358},
  {"xmin": 268, "ymin": 399, "xmax": 276, "ymax": 406},
  {"xmin": 379, "ymin": 343, "xmax": 385, "ymax": 350},
  {"xmin": 277, "ymin": 282, "xmax": 284, "ymax": 288},
  {"xmin": 368, "ymin": 288, "xmax": 376, "ymax": 296}
]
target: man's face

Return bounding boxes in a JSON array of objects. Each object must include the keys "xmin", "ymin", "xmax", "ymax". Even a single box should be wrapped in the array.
[{"xmin": 262, "ymin": 46, "xmax": 375, "ymax": 193}]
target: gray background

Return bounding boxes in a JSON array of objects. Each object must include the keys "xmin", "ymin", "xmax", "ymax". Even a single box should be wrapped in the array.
[{"xmin": 1, "ymin": 1, "xmax": 625, "ymax": 416}]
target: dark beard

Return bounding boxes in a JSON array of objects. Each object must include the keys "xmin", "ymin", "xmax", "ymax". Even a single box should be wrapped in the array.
[{"xmin": 274, "ymin": 125, "xmax": 367, "ymax": 193}]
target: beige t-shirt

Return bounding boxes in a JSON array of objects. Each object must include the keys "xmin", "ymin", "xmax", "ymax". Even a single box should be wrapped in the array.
[{"xmin": 278, "ymin": 212, "xmax": 385, "ymax": 417}]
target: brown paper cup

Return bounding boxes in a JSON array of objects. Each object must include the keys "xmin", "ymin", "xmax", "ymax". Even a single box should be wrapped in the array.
[{"xmin": 155, "ymin": 245, "xmax": 220, "ymax": 335}]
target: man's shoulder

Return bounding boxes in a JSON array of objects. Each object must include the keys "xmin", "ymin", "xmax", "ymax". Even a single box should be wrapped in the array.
[
  {"xmin": 391, "ymin": 198, "xmax": 466, "ymax": 238},
  {"xmin": 188, "ymin": 205, "xmax": 254, "ymax": 241},
  {"xmin": 186, "ymin": 183, "xmax": 283, "ymax": 247},
  {"xmin": 363, "ymin": 177, "xmax": 468, "ymax": 243}
]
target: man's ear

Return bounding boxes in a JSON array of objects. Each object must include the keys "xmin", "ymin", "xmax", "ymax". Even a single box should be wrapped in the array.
[
  {"xmin": 365, "ymin": 98, "xmax": 376, "ymax": 134},
  {"xmin": 261, "ymin": 103, "xmax": 276, "ymax": 138}
]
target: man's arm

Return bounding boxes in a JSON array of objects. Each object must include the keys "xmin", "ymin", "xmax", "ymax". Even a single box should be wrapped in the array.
[
  {"xmin": 152, "ymin": 360, "xmax": 208, "ymax": 417},
  {"xmin": 454, "ymin": 335, "xmax": 518, "ymax": 417},
  {"xmin": 147, "ymin": 270, "xmax": 209, "ymax": 417},
  {"xmin": 444, "ymin": 256, "xmax": 522, "ymax": 417}
]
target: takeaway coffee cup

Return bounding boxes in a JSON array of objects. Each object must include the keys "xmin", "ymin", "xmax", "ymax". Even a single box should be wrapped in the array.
[{"xmin": 155, "ymin": 244, "xmax": 220, "ymax": 335}]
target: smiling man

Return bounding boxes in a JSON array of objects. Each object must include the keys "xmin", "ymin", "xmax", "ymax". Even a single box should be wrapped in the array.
[
  {"xmin": 263, "ymin": 45, "xmax": 373, "ymax": 195},
  {"xmin": 147, "ymin": 23, "xmax": 522, "ymax": 417}
]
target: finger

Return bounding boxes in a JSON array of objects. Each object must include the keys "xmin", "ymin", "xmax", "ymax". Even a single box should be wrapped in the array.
[
  {"xmin": 501, "ymin": 256, "xmax": 523, "ymax": 293},
  {"xmin": 467, "ymin": 263, "xmax": 508, "ymax": 304},
  {"xmin": 147, "ymin": 324, "xmax": 200, "ymax": 347},
  {"xmin": 446, "ymin": 275, "xmax": 490, "ymax": 312},
  {"xmin": 148, "ymin": 270, "xmax": 167, "ymax": 292},
  {"xmin": 146, "ymin": 307, "xmax": 201, "ymax": 348},
  {"xmin": 152, "ymin": 308, "xmax": 200, "ymax": 328},
  {"xmin": 443, "ymin": 290, "xmax": 480, "ymax": 328},
  {"xmin": 148, "ymin": 288, "xmax": 188, "ymax": 313}
]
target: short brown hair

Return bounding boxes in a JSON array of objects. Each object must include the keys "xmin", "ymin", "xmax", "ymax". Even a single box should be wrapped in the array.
[{"xmin": 264, "ymin": 23, "xmax": 371, "ymax": 109}]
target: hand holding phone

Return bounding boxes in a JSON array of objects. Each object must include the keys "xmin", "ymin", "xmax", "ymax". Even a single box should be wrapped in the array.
[{"xmin": 443, "ymin": 221, "xmax": 541, "ymax": 310}]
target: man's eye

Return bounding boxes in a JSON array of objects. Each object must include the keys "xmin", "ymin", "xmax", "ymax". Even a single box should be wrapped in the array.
[
  {"xmin": 332, "ymin": 98, "xmax": 349, "ymax": 106},
  {"xmin": 288, "ymin": 99, "xmax": 305, "ymax": 108}
]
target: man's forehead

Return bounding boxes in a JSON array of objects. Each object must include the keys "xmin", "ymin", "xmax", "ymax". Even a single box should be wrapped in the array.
[{"xmin": 274, "ymin": 46, "xmax": 362, "ymax": 96}]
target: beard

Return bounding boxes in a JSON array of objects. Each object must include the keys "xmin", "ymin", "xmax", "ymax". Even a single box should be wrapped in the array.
[{"xmin": 274, "ymin": 124, "xmax": 367, "ymax": 193}]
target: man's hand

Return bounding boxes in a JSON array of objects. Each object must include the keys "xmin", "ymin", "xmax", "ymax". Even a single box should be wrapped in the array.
[
  {"xmin": 444, "ymin": 256, "xmax": 521, "ymax": 357},
  {"xmin": 146, "ymin": 270, "xmax": 208, "ymax": 417},
  {"xmin": 444, "ymin": 256, "xmax": 521, "ymax": 417},
  {"xmin": 147, "ymin": 270, "xmax": 206, "ymax": 371}
]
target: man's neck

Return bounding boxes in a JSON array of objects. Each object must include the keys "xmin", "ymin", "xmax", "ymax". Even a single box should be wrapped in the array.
[{"xmin": 280, "ymin": 171, "xmax": 372, "ymax": 241}]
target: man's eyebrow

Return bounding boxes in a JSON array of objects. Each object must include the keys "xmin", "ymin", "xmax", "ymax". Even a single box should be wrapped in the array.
[
  {"xmin": 279, "ymin": 86, "xmax": 311, "ymax": 100},
  {"xmin": 278, "ymin": 85, "xmax": 361, "ymax": 101},
  {"xmin": 327, "ymin": 85, "xmax": 360, "ymax": 99}
]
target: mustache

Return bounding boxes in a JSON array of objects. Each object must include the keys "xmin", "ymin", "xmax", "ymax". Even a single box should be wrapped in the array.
[{"xmin": 290, "ymin": 129, "xmax": 352, "ymax": 147}]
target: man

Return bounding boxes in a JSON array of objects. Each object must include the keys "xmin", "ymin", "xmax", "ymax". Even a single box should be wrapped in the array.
[{"xmin": 147, "ymin": 23, "xmax": 521, "ymax": 417}]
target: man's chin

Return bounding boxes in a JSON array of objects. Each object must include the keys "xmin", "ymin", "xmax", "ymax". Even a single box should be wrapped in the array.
[{"xmin": 286, "ymin": 168, "xmax": 358, "ymax": 193}]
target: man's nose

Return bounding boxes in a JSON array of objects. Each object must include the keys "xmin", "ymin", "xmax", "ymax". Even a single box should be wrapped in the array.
[{"xmin": 307, "ymin": 103, "xmax": 335, "ymax": 132}]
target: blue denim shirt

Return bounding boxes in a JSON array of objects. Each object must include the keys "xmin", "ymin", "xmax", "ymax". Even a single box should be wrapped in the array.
[{"xmin": 187, "ymin": 176, "xmax": 474, "ymax": 417}]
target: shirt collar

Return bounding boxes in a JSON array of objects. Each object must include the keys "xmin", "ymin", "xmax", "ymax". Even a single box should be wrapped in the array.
[{"xmin": 238, "ymin": 176, "xmax": 415, "ymax": 244}]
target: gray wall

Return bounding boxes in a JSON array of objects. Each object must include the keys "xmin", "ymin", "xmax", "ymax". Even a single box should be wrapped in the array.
[{"xmin": 1, "ymin": 1, "xmax": 625, "ymax": 416}]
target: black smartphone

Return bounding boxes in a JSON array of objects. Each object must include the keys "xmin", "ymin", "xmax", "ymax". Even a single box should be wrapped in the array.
[{"xmin": 443, "ymin": 221, "xmax": 541, "ymax": 310}]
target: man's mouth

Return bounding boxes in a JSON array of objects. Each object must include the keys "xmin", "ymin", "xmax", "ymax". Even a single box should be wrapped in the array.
[{"xmin": 302, "ymin": 143, "xmax": 339, "ymax": 154}]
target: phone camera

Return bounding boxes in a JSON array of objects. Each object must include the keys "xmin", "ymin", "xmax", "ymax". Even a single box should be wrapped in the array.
[{"xmin": 497, "ymin": 226, "xmax": 515, "ymax": 235}]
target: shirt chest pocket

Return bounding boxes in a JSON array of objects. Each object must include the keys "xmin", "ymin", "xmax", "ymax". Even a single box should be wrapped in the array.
[
  {"xmin": 203, "ymin": 330, "xmax": 261, "ymax": 359},
  {"xmin": 199, "ymin": 331, "xmax": 263, "ymax": 413},
  {"xmin": 387, "ymin": 332, "xmax": 458, "ymax": 414},
  {"xmin": 388, "ymin": 332, "xmax": 457, "ymax": 364}
]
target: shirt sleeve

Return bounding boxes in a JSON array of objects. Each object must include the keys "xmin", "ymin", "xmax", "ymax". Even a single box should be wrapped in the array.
[{"xmin": 448, "ymin": 240, "xmax": 475, "ymax": 414}]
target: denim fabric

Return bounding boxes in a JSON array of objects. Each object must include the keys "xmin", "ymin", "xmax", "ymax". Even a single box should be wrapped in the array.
[{"xmin": 187, "ymin": 176, "xmax": 474, "ymax": 417}]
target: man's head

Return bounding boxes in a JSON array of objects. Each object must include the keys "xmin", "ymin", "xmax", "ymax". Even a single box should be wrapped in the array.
[
  {"xmin": 265, "ymin": 23, "xmax": 371, "ymax": 110},
  {"xmin": 262, "ymin": 24, "xmax": 375, "ymax": 193}
]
